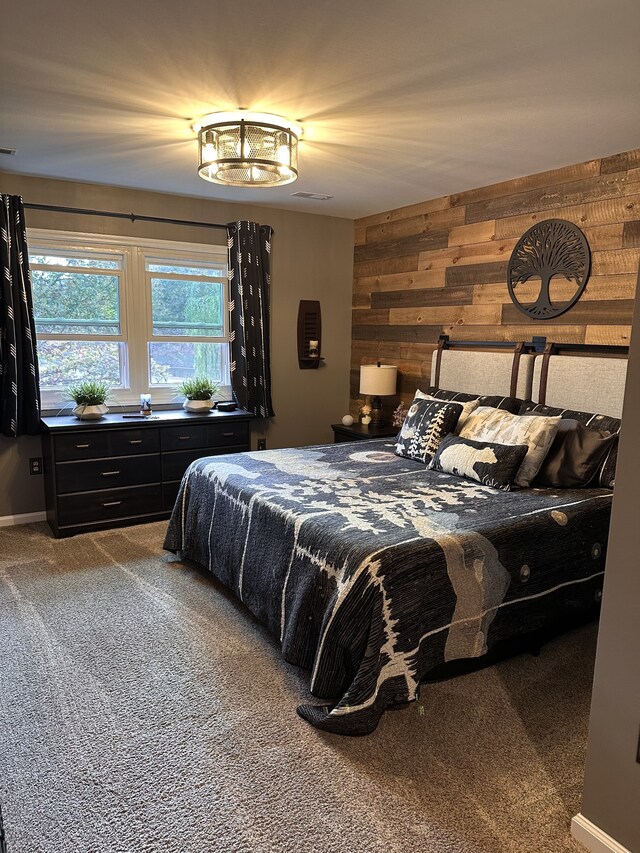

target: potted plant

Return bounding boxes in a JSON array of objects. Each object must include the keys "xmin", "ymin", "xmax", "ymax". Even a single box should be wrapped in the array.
[
  {"xmin": 67, "ymin": 380, "xmax": 110, "ymax": 420},
  {"xmin": 179, "ymin": 377, "xmax": 219, "ymax": 413}
]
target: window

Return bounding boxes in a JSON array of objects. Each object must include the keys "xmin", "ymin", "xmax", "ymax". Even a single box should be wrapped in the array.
[
  {"xmin": 29, "ymin": 231, "xmax": 229, "ymax": 408},
  {"xmin": 146, "ymin": 257, "xmax": 228, "ymax": 387}
]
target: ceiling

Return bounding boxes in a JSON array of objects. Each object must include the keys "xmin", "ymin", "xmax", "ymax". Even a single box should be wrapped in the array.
[{"xmin": 2, "ymin": 0, "xmax": 639, "ymax": 219}]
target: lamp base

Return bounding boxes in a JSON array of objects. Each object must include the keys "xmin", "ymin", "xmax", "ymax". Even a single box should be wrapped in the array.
[{"xmin": 370, "ymin": 395, "xmax": 384, "ymax": 426}]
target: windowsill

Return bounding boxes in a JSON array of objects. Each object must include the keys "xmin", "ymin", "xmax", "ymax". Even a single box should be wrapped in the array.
[{"xmin": 40, "ymin": 399, "xmax": 236, "ymax": 419}]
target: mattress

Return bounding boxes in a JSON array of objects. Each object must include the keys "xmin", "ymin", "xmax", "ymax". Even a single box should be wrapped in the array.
[{"xmin": 164, "ymin": 439, "xmax": 611, "ymax": 735}]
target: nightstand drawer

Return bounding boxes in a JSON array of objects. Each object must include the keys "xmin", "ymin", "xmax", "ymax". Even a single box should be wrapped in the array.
[
  {"xmin": 56, "ymin": 454, "xmax": 161, "ymax": 494},
  {"xmin": 110, "ymin": 428, "xmax": 160, "ymax": 456},
  {"xmin": 54, "ymin": 431, "xmax": 110, "ymax": 461},
  {"xmin": 57, "ymin": 484, "xmax": 162, "ymax": 526},
  {"xmin": 161, "ymin": 425, "xmax": 208, "ymax": 451},
  {"xmin": 208, "ymin": 421, "xmax": 250, "ymax": 447}
]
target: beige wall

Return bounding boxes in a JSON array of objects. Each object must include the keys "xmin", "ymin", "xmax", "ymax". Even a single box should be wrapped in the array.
[
  {"xmin": 0, "ymin": 172, "xmax": 354, "ymax": 517},
  {"xmin": 579, "ymin": 278, "xmax": 640, "ymax": 852}
]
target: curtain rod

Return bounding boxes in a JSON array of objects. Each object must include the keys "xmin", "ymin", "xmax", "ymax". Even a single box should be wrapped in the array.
[{"xmin": 23, "ymin": 202, "xmax": 228, "ymax": 231}]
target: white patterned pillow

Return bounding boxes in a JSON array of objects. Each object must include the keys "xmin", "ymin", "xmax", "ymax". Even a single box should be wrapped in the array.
[
  {"xmin": 459, "ymin": 406, "xmax": 561, "ymax": 487},
  {"xmin": 415, "ymin": 390, "xmax": 479, "ymax": 431}
]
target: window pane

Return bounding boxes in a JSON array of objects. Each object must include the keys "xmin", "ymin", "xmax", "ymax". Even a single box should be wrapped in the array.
[
  {"xmin": 30, "ymin": 254, "xmax": 120, "ymax": 270},
  {"xmin": 37, "ymin": 341, "xmax": 123, "ymax": 388},
  {"xmin": 32, "ymin": 270, "xmax": 120, "ymax": 335},
  {"xmin": 151, "ymin": 277, "xmax": 224, "ymax": 337},
  {"xmin": 147, "ymin": 262, "xmax": 223, "ymax": 277},
  {"xmin": 149, "ymin": 342, "xmax": 224, "ymax": 385}
]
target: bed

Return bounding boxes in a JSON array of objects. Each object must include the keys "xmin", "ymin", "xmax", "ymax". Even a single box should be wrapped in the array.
[{"xmin": 164, "ymin": 339, "xmax": 628, "ymax": 735}]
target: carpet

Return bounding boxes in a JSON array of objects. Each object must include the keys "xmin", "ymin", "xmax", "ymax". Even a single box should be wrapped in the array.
[{"xmin": 0, "ymin": 521, "xmax": 595, "ymax": 853}]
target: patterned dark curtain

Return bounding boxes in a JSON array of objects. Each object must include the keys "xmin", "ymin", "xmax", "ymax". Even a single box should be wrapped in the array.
[
  {"xmin": 0, "ymin": 195, "xmax": 41, "ymax": 437},
  {"xmin": 227, "ymin": 221, "xmax": 275, "ymax": 418}
]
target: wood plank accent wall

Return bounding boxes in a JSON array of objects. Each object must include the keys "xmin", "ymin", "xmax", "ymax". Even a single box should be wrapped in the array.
[{"xmin": 351, "ymin": 148, "xmax": 640, "ymax": 414}]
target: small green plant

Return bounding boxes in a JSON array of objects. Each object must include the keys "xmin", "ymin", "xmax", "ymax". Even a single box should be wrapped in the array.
[
  {"xmin": 179, "ymin": 376, "xmax": 219, "ymax": 401},
  {"xmin": 67, "ymin": 380, "xmax": 110, "ymax": 406}
]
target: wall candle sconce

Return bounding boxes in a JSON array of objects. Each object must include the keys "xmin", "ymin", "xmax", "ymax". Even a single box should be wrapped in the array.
[
  {"xmin": 359, "ymin": 362, "xmax": 398, "ymax": 426},
  {"xmin": 297, "ymin": 300, "xmax": 323, "ymax": 369}
]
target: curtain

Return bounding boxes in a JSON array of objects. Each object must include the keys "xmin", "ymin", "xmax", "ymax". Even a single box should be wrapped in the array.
[
  {"xmin": 0, "ymin": 195, "xmax": 41, "ymax": 437},
  {"xmin": 226, "ymin": 221, "xmax": 275, "ymax": 418}
]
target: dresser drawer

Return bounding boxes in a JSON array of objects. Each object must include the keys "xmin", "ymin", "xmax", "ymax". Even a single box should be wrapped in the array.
[
  {"xmin": 161, "ymin": 424, "xmax": 208, "ymax": 451},
  {"xmin": 208, "ymin": 421, "xmax": 250, "ymax": 447},
  {"xmin": 57, "ymin": 484, "xmax": 162, "ymax": 526},
  {"xmin": 54, "ymin": 430, "xmax": 110, "ymax": 461},
  {"xmin": 56, "ymin": 454, "xmax": 161, "ymax": 494},
  {"xmin": 110, "ymin": 428, "xmax": 160, "ymax": 456},
  {"xmin": 162, "ymin": 445, "xmax": 246, "ymax": 482}
]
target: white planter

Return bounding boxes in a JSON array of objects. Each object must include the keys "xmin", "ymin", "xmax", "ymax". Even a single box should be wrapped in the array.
[
  {"xmin": 183, "ymin": 399, "xmax": 213, "ymax": 413},
  {"xmin": 72, "ymin": 404, "xmax": 108, "ymax": 420}
]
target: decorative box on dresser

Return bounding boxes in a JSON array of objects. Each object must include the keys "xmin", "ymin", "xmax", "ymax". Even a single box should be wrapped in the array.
[{"xmin": 40, "ymin": 409, "xmax": 252, "ymax": 538}]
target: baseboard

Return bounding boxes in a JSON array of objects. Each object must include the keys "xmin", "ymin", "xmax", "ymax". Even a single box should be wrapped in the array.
[
  {"xmin": 572, "ymin": 814, "xmax": 633, "ymax": 853},
  {"xmin": 0, "ymin": 511, "xmax": 47, "ymax": 528}
]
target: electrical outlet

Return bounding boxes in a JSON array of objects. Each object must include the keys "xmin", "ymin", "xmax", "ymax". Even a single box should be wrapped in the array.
[
  {"xmin": 257, "ymin": 439, "xmax": 267, "ymax": 451},
  {"xmin": 30, "ymin": 457, "xmax": 42, "ymax": 475}
]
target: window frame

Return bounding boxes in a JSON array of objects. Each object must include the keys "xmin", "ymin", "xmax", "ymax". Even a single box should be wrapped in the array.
[{"xmin": 28, "ymin": 229, "xmax": 230, "ymax": 411}]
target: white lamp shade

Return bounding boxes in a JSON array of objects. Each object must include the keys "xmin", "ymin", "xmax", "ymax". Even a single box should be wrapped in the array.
[{"xmin": 359, "ymin": 364, "xmax": 398, "ymax": 396}]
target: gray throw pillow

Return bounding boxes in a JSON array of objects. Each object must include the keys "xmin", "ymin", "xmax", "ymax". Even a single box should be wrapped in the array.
[{"xmin": 533, "ymin": 419, "xmax": 619, "ymax": 488}]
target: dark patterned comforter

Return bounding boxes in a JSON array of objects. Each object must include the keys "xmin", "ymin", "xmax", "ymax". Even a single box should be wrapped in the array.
[{"xmin": 164, "ymin": 439, "xmax": 611, "ymax": 735}]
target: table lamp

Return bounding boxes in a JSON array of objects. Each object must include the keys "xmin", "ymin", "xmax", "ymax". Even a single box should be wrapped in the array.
[{"xmin": 359, "ymin": 362, "xmax": 398, "ymax": 426}]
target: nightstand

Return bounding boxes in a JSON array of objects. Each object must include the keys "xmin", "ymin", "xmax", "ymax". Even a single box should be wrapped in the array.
[{"xmin": 331, "ymin": 422, "xmax": 398, "ymax": 443}]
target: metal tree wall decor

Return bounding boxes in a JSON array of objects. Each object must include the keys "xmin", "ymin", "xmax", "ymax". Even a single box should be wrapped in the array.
[{"xmin": 507, "ymin": 219, "xmax": 591, "ymax": 319}]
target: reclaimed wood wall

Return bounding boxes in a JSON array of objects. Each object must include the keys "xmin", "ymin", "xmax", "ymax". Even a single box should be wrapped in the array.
[{"xmin": 351, "ymin": 148, "xmax": 640, "ymax": 414}]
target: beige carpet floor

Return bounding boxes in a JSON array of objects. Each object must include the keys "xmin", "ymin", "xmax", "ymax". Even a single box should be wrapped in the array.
[{"xmin": 0, "ymin": 521, "xmax": 595, "ymax": 853}]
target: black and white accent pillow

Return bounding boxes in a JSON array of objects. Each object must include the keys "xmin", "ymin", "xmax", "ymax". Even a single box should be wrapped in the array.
[
  {"xmin": 395, "ymin": 399, "xmax": 463, "ymax": 464},
  {"xmin": 428, "ymin": 434, "xmax": 529, "ymax": 491},
  {"xmin": 426, "ymin": 386, "xmax": 525, "ymax": 415}
]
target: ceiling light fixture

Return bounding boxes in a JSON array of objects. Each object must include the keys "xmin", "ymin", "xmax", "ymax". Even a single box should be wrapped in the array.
[{"xmin": 194, "ymin": 111, "xmax": 301, "ymax": 188}]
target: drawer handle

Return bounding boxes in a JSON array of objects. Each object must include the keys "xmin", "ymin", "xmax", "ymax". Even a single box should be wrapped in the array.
[
  {"xmin": 222, "ymin": 432, "xmax": 235, "ymax": 437},
  {"xmin": 101, "ymin": 470, "xmax": 121, "ymax": 477},
  {"xmin": 76, "ymin": 443, "xmax": 90, "ymax": 449},
  {"xmin": 129, "ymin": 439, "xmax": 143, "ymax": 445},
  {"xmin": 178, "ymin": 435, "xmax": 191, "ymax": 441},
  {"xmin": 102, "ymin": 500, "xmax": 122, "ymax": 507}
]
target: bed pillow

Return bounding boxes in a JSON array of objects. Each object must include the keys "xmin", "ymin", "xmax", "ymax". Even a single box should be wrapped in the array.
[
  {"xmin": 415, "ymin": 390, "xmax": 479, "ymax": 430},
  {"xmin": 519, "ymin": 402, "xmax": 620, "ymax": 488},
  {"xmin": 532, "ymin": 419, "xmax": 619, "ymax": 488},
  {"xmin": 395, "ymin": 398, "xmax": 463, "ymax": 464},
  {"xmin": 426, "ymin": 386, "xmax": 525, "ymax": 415},
  {"xmin": 428, "ymin": 434, "xmax": 529, "ymax": 491},
  {"xmin": 459, "ymin": 406, "xmax": 561, "ymax": 487}
]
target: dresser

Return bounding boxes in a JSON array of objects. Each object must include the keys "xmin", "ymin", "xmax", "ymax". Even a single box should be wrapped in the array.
[{"xmin": 40, "ymin": 409, "xmax": 252, "ymax": 538}]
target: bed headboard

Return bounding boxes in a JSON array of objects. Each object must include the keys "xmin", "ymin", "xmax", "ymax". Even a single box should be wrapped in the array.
[
  {"xmin": 430, "ymin": 336, "xmax": 629, "ymax": 418},
  {"xmin": 531, "ymin": 342, "xmax": 629, "ymax": 418},
  {"xmin": 432, "ymin": 337, "xmax": 535, "ymax": 399}
]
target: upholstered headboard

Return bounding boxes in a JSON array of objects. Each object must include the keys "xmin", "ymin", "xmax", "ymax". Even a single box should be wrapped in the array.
[
  {"xmin": 531, "ymin": 345, "xmax": 629, "ymax": 418},
  {"xmin": 430, "ymin": 337, "xmax": 629, "ymax": 419},
  {"xmin": 431, "ymin": 338, "xmax": 535, "ymax": 399}
]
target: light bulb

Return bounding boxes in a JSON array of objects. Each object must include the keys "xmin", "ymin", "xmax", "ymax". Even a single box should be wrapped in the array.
[
  {"xmin": 276, "ymin": 144, "xmax": 290, "ymax": 165},
  {"xmin": 203, "ymin": 143, "xmax": 215, "ymax": 161}
]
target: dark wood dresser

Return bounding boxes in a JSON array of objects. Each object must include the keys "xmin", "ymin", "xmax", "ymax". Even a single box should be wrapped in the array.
[{"xmin": 40, "ymin": 409, "xmax": 252, "ymax": 538}]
